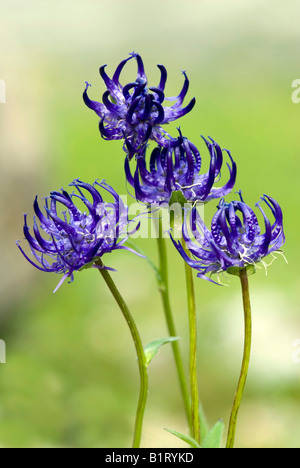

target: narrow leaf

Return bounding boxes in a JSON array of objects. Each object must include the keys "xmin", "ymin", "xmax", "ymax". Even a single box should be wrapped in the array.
[
  {"xmin": 144, "ymin": 337, "xmax": 180, "ymax": 367},
  {"xmin": 164, "ymin": 428, "xmax": 201, "ymax": 448},
  {"xmin": 201, "ymin": 420, "xmax": 224, "ymax": 448},
  {"xmin": 198, "ymin": 402, "xmax": 209, "ymax": 440}
]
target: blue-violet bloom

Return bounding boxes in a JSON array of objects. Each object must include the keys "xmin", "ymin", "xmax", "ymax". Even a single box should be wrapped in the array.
[
  {"xmin": 17, "ymin": 179, "xmax": 141, "ymax": 292},
  {"xmin": 83, "ymin": 52, "xmax": 196, "ymax": 159},
  {"xmin": 125, "ymin": 134, "xmax": 237, "ymax": 204},
  {"xmin": 171, "ymin": 192, "xmax": 285, "ymax": 283}
]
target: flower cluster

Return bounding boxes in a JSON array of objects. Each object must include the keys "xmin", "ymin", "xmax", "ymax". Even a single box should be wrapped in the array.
[
  {"xmin": 83, "ymin": 52, "xmax": 195, "ymax": 159},
  {"xmin": 125, "ymin": 134, "xmax": 236, "ymax": 205},
  {"xmin": 171, "ymin": 193, "xmax": 285, "ymax": 283},
  {"xmin": 18, "ymin": 52, "xmax": 285, "ymax": 287},
  {"xmin": 17, "ymin": 179, "xmax": 140, "ymax": 292},
  {"xmin": 84, "ymin": 52, "xmax": 238, "ymax": 208}
]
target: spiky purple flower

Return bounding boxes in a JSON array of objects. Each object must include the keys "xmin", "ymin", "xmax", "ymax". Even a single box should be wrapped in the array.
[
  {"xmin": 83, "ymin": 52, "xmax": 195, "ymax": 159},
  {"xmin": 17, "ymin": 179, "xmax": 141, "ymax": 292},
  {"xmin": 171, "ymin": 192, "xmax": 285, "ymax": 283},
  {"xmin": 125, "ymin": 134, "xmax": 237, "ymax": 205}
]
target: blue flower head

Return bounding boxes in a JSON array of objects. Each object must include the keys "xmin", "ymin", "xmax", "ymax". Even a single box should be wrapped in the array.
[
  {"xmin": 171, "ymin": 192, "xmax": 285, "ymax": 283},
  {"xmin": 125, "ymin": 133, "xmax": 237, "ymax": 205},
  {"xmin": 17, "ymin": 179, "xmax": 141, "ymax": 292},
  {"xmin": 83, "ymin": 52, "xmax": 196, "ymax": 159}
]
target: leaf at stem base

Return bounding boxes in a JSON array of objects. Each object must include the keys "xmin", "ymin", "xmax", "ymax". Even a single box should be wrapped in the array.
[{"xmin": 144, "ymin": 337, "xmax": 180, "ymax": 367}]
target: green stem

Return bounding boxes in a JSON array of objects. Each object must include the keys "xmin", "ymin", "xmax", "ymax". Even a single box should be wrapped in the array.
[
  {"xmin": 156, "ymin": 219, "xmax": 192, "ymax": 431},
  {"xmin": 182, "ymin": 239, "xmax": 201, "ymax": 444},
  {"xmin": 95, "ymin": 258, "xmax": 148, "ymax": 449},
  {"xmin": 226, "ymin": 267, "xmax": 252, "ymax": 449}
]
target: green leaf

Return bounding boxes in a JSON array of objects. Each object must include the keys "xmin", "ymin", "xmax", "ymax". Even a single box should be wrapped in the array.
[
  {"xmin": 227, "ymin": 264, "xmax": 256, "ymax": 277},
  {"xmin": 198, "ymin": 402, "xmax": 209, "ymax": 440},
  {"xmin": 168, "ymin": 190, "xmax": 188, "ymax": 231},
  {"xmin": 144, "ymin": 337, "xmax": 180, "ymax": 367},
  {"xmin": 201, "ymin": 420, "xmax": 224, "ymax": 448},
  {"xmin": 169, "ymin": 190, "xmax": 188, "ymax": 208},
  {"xmin": 164, "ymin": 428, "xmax": 201, "ymax": 448},
  {"xmin": 78, "ymin": 257, "xmax": 100, "ymax": 271}
]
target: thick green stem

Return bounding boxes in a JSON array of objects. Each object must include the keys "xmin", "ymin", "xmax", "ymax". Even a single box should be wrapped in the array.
[
  {"xmin": 182, "ymin": 239, "xmax": 201, "ymax": 444},
  {"xmin": 156, "ymin": 219, "xmax": 192, "ymax": 431},
  {"xmin": 95, "ymin": 259, "xmax": 148, "ymax": 449},
  {"xmin": 226, "ymin": 267, "xmax": 252, "ymax": 449}
]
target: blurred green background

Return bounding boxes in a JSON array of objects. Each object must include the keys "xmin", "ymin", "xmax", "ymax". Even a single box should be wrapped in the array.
[{"xmin": 0, "ymin": 0, "xmax": 300, "ymax": 448}]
